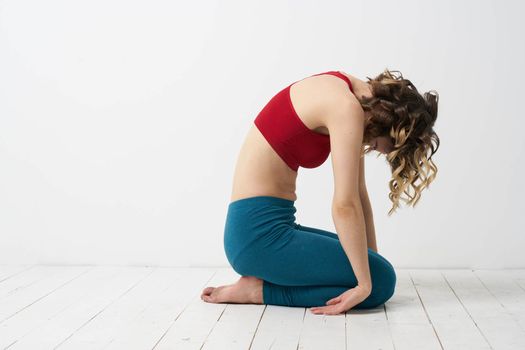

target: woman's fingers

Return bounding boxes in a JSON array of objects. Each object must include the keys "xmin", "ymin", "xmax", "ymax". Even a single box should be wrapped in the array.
[
  {"xmin": 311, "ymin": 304, "xmax": 344, "ymax": 315},
  {"xmin": 311, "ymin": 294, "xmax": 363, "ymax": 315},
  {"xmin": 310, "ymin": 305, "xmax": 337, "ymax": 314},
  {"xmin": 311, "ymin": 300, "xmax": 346, "ymax": 314},
  {"xmin": 326, "ymin": 296, "xmax": 341, "ymax": 305},
  {"xmin": 311, "ymin": 285, "xmax": 372, "ymax": 315}
]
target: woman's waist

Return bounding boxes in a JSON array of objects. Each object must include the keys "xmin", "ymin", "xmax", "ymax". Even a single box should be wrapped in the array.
[
  {"xmin": 230, "ymin": 170, "xmax": 298, "ymax": 203},
  {"xmin": 229, "ymin": 195, "xmax": 295, "ymax": 207},
  {"xmin": 225, "ymin": 196, "xmax": 298, "ymax": 238}
]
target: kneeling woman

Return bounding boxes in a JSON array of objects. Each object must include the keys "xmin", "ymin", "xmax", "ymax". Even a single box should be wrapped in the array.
[{"xmin": 201, "ymin": 69, "xmax": 440, "ymax": 315}]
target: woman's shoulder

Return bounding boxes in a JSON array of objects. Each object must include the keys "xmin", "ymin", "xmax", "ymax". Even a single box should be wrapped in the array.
[{"xmin": 293, "ymin": 70, "xmax": 356, "ymax": 101}]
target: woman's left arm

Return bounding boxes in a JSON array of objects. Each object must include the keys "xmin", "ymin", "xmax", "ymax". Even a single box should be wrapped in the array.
[{"xmin": 358, "ymin": 152, "xmax": 378, "ymax": 253}]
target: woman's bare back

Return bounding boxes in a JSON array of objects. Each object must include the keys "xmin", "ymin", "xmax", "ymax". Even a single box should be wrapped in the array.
[{"xmin": 229, "ymin": 71, "xmax": 361, "ymax": 203}]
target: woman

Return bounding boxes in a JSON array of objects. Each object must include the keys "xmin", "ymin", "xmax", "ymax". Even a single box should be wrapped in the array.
[{"xmin": 201, "ymin": 69, "xmax": 439, "ymax": 315}]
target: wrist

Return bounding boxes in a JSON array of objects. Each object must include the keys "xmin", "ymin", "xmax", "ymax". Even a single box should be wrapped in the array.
[{"xmin": 357, "ymin": 282, "xmax": 372, "ymax": 294}]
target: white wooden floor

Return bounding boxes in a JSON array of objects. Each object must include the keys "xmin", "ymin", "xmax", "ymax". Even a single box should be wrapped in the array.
[{"xmin": 0, "ymin": 267, "xmax": 524, "ymax": 350}]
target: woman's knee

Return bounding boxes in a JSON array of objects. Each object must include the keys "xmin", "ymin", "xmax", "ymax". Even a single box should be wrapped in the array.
[
  {"xmin": 366, "ymin": 254, "xmax": 397, "ymax": 307},
  {"xmin": 229, "ymin": 248, "xmax": 267, "ymax": 278},
  {"xmin": 229, "ymin": 253, "xmax": 252, "ymax": 276}
]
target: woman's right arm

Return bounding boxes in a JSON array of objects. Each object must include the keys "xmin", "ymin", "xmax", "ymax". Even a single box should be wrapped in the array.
[
  {"xmin": 327, "ymin": 97, "xmax": 372, "ymax": 292},
  {"xmin": 359, "ymin": 153, "xmax": 378, "ymax": 253}
]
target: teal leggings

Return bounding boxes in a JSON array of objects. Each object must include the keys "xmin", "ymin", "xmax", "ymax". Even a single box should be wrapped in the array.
[{"xmin": 223, "ymin": 196, "xmax": 396, "ymax": 309}]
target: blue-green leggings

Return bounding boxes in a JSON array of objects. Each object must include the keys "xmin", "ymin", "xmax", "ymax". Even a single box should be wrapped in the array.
[{"xmin": 224, "ymin": 196, "xmax": 396, "ymax": 309}]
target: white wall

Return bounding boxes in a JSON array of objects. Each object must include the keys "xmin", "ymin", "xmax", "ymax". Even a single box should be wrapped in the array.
[{"xmin": 0, "ymin": 0, "xmax": 523, "ymax": 268}]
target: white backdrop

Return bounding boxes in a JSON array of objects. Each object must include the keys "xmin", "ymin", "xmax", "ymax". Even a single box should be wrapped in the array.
[{"xmin": 1, "ymin": 0, "xmax": 523, "ymax": 268}]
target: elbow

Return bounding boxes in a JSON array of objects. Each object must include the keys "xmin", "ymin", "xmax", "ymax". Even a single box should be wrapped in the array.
[
  {"xmin": 332, "ymin": 203, "xmax": 365, "ymax": 228},
  {"xmin": 332, "ymin": 199, "xmax": 362, "ymax": 217}
]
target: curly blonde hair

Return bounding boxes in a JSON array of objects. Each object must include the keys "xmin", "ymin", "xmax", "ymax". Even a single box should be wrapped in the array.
[{"xmin": 359, "ymin": 68, "xmax": 440, "ymax": 216}]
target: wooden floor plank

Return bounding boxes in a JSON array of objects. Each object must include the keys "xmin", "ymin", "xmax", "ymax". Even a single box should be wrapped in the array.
[
  {"xmin": 249, "ymin": 305, "xmax": 305, "ymax": 350},
  {"xmin": 474, "ymin": 269, "xmax": 525, "ymax": 331},
  {"xmin": 0, "ymin": 266, "xmax": 52, "ymax": 299},
  {"xmin": 0, "ymin": 266, "xmax": 32, "ymax": 283},
  {"xmin": 385, "ymin": 269, "xmax": 442, "ymax": 350},
  {"xmin": 198, "ymin": 269, "xmax": 266, "ymax": 350},
  {"xmin": 102, "ymin": 267, "xmax": 215, "ymax": 350},
  {"xmin": 346, "ymin": 306, "xmax": 394, "ymax": 350},
  {"xmin": 0, "ymin": 266, "xmax": 90, "ymax": 323},
  {"xmin": 60, "ymin": 267, "xmax": 206, "ymax": 349},
  {"xmin": 443, "ymin": 269, "xmax": 525, "ymax": 350},
  {"xmin": 507, "ymin": 269, "xmax": 525, "ymax": 290},
  {"xmin": 298, "ymin": 309, "xmax": 346, "ymax": 350},
  {"xmin": 9, "ymin": 266, "xmax": 152, "ymax": 349},
  {"xmin": 153, "ymin": 268, "xmax": 238, "ymax": 350},
  {"xmin": 410, "ymin": 269, "xmax": 491, "ymax": 350},
  {"xmin": 0, "ymin": 267, "xmax": 119, "ymax": 348}
]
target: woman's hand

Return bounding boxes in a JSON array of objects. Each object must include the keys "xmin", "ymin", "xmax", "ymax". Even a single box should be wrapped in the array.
[{"xmin": 310, "ymin": 285, "xmax": 372, "ymax": 315}]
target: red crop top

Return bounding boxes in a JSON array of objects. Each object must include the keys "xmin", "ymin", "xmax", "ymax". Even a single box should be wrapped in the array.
[{"xmin": 254, "ymin": 70, "xmax": 354, "ymax": 172}]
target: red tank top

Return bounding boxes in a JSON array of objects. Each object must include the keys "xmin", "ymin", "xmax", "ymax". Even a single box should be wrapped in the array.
[{"xmin": 254, "ymin": 71, "xmax": 354, "ymax": 172}]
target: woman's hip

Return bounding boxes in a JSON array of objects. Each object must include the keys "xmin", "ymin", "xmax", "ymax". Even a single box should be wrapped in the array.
[{"xmin": 223, "ymin": 195, "xmax": 297, "ymax": 267}]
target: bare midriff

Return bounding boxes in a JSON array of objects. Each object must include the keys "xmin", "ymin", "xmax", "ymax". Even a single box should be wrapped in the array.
[{"xmin": 229, "ymin": 124, "xmax": 299, "ymax": 203}]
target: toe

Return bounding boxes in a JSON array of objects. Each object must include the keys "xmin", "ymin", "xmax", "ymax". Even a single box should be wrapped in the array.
[
  {"xmin": 202, "ymin": 286, "xmax": 215, "ymax": 296},
  {"xmin": 210, "ymin": 286, "xmax": 225, "ymax": 303}
]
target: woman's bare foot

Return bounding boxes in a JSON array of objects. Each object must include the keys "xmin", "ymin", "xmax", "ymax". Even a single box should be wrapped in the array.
[{"xmin": 200, "ymin": 276, "xmax": 263, "ymax": 304}]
